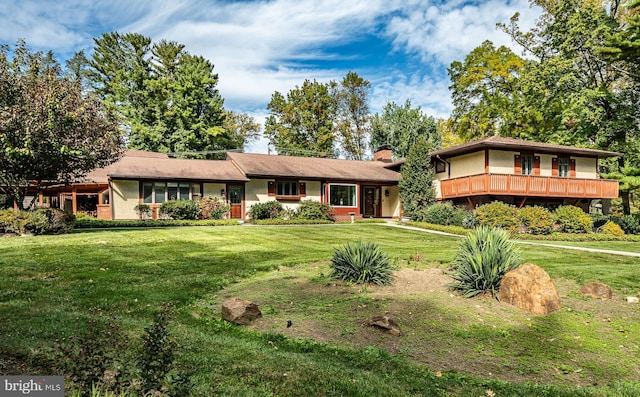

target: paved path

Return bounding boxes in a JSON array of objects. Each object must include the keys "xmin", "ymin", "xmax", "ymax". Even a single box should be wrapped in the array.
[{"xmin": 384, "ymin": 221, "xmax": 640, "ymax": 258}]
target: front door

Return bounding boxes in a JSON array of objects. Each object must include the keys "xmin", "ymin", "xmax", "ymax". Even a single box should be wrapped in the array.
[
  {"xmin": 363, "ymin": 187, "xmax": 378, "ymax": 217},
  {"xmin": 227, "ymin": 184, "xmax": 244, "ymax": 219}
]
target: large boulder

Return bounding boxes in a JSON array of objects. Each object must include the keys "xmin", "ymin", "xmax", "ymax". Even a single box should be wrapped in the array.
[
  {"xmin": 366, "ymin": 315, "xmax": 401, "ymax": 336},
  {"xmin": 578, "ymin": 282, "xmax": 613, "ymax": 300},
  {"xmin": 222, "ymin": 298, "xmax": 262, "ymax": 325},
  {"xmin": 498, "ymin": 263, "xmax": 561, "ymax": 315}
]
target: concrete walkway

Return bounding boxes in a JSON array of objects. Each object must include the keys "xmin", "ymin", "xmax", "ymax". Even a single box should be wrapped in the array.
[{"xmin": 384, "ymin": 221, "xmax": 640, "ymax": 258}]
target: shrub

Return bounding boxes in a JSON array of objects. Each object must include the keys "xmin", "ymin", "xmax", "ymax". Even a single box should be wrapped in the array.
[
  {"xmin": 0, "ymin": 208, "xmax": 73, "ymax": 235},
  {"xmin": 473, "ymin": 201, "xmax": 521, "ymax": 233},
  {"xmin": 296, "ymin": 200, "xmax": 333, "ymax": 221},
  {"xmin": 330, "ymin": 240, "xmax": 394, "ymax": 285},
  {"xmin": 448, "ymin": 226, "xmax": 521, "ymax": 298},
  {"xmin": 418, "ymin": 202, "xmax": 453, "ymax": 225},
  {"xmin": 553, "ymin": 205, "xmax": 593, "ymax": 233},
  {"xmin": 519, "ymin": 206, "xmax": 554, "ymax": 235},
  {"xmin": 249, "ymin": 201, "xmax": 283, "ymax": 221},
  {"xmin": 591, "ymin": 214, "xmax": 611, "ymax": 229},
  {"xmin": 159, "ymin": 200, "xmax": 199, "ymax": 220},
  {"xmin": 138, "ymin": 303, "xmax": 179, "ymax": 394},
  {"xmin": 601, "ymin": 220, "xmax": 625, "ymax": 236},
  {"xmin": 198, "ymin": 196, "xmax": 230, "ymax": 220},
  {"xmin": 134, "ymin": 203, "xmax": 152, "ymax": 220},
  {"xmin": 612, "ymin": 215, "xmax": 640, "ymax": 235}
]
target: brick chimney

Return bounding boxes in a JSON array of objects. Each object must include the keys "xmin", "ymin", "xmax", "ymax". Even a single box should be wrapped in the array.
[{"xmin": 373, "ymin": 149, "xmax": 393, "ymax": 163}]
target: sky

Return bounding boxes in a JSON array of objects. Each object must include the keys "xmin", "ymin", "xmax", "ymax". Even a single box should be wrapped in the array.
[{"xmin": 0, "ymin": 0, "xmax": 541, "ymax": 153}]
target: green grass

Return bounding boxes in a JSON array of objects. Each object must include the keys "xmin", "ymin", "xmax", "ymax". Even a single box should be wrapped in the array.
[{"xmin": 1, "ymin": 224, "xmax": 639, "ymax": 396}]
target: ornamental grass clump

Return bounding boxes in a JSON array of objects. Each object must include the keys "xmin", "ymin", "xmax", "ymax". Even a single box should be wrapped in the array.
[
  {"xmin": 449, "ymin": 226, "xmax": 521, "ymax": 298},
  {"xmin": 330, "ymin": 240, "xmax": 394, "ymax": 285}
]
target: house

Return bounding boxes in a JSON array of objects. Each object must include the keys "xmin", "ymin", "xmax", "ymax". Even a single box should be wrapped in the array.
[
  {"xmin": 34, "ymin": 149, "xmax": 402, "ymax": 221},
  {"xmin": 428, "ymin": 136, "xmax": 621, "ymax": 211}
]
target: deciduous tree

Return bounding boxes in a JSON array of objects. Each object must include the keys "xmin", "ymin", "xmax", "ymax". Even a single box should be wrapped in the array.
[
  {"xmin": 264, "ymin": 79, "xmax": 336, "ymax": 156},
  {"xmin": 0, "ymin": 41, "xmax": 123, "ymax": 210},
  {"xmin": 332, "ymin": 71, "xmax": 371, "ymax": 160},
  {"xmin": 370, "ymin": 100, "xmax": 442, "ymax": 159}
]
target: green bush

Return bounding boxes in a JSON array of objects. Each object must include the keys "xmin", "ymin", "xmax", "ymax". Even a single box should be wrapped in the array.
[
  {"xmin": 601, "ymin": 220, "xmax": 625, "ymax": 236},
  {"xmin": 448, "ymin": 226, "xmax": 521, "ymax": 298},
  {"xmin": 296, "ymin": 200, "xmax": 333, "ymax": 221},
  {"xmin": 0, "ymin": 208, "xmax": 73, "ymax": 235},
  {"xmin": 198, "ymin": 196, "xmax": 230, "ymax": 220},
  {"xmin": 159, "ymin": 200, "xmax": 199, "ymax": 220},
  {"xmin": 249, "ymin": 201, "xmax": 283, "ymax": 221},
  {"xmin": 553, "ymin": 205, "xmax": 593, "ymax": 233},
  {"xmin": 519, "ymin": 206, "xmax": 554, "ymax": 235},
  {"xmin": 473, "ymin": 202, "xmax": 521, "ymax": 233},
  {"xmin": 330, "ymin": 240, "xmax": 394, "ymax": 285},
  {"xmin": 134, "ymin": 203, "xmax": 152, "ymax": 219},
  {"xmin": 612, "ymin": 215, "xmax": 640, "ymax": 235}
]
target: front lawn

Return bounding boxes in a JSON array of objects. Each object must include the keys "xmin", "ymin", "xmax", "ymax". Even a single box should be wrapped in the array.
[{"xmin": 0, "ymin": 225, "xmax": 638, "ymax": 396}]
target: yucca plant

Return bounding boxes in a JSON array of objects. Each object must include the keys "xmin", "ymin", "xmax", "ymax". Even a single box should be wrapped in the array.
[
  {"xmin": 330, "ymin": 240, "xmax": 394, "ymax": 285},
  {"xmin": 448, "ymin": 226, "xmax": 521, "ymax": 298}
]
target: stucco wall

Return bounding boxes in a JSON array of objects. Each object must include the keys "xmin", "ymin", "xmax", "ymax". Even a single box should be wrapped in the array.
[
  {"xmin": 111, "ymin": 180, "xmax": 139, "ymax": 220},
  {"xmin": 245, "ymin": 179, "xmax": 322, "ymax": 214},
  {"xmin": 575, "ymin": 157, "xmax": 597, "ymax": 178},
  {"xmin": 381, "ymin": 185, "xmax": 401, "ymax": 217},
  {"xmin": 203, "ymin": 183, "xmax": 226, "ymax": 199},
  {"xmin": 539, "ymin": 154, "xmax": 554, "ymax": 176},
  {"xmin": 449, "ymin": 151, "xmax": 485, "ymax": 178},
  {"xmin": 488, "ymin": 150, "xmax": 518, "ymax": 174}
]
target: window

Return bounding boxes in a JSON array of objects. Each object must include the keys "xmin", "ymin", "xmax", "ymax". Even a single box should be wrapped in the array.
[
  {"xmin": 521, "ymin": 154, "xmax": 533, "ymax": 175},
  {"xmin": 277, "ymin": 181, "xmax": 298, "ymax": 197},
  {"xmin": 142, "ymin": 182, "xmax": 197, "ymax": 204},
  {"xmin": 558, "ymin": 157, "xmax": 569, "ymax": 177},
  {"xmin": 329, "ymin": 184, "xmax": 357, "ymax": 207},
  {"xmin": 435, "ymin": 159, "xmax": 446, "ymax": 173}
]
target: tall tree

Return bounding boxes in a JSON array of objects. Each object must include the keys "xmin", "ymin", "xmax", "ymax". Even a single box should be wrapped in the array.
[
  {"xmin": 448, "ymin": 40, "xmax": 525, "ymax": 140},
  {"xmin": 331, "ymin": 71, "xmax": 371, "ymax": 160},
  {"xmin": 222, "ymin": 110, "xmax": 261, "ymax": 148},
  {"xmin": 398, "ymin": 136, "xmax": 436, "ymax": 219},
  {"xmin": 82, "ymin": 32, "xmax": 241, "ymax": 157},
  {"xmin": 264, "ymin": 79, "xmax": 336, "ymax": 157},
  {"xmin": 370, "ymin": 100, "xmax": 442, "ymax": 159},
  {"xmin": 0, "ymin": 41, "xmax": 123, "ymax": 209}
]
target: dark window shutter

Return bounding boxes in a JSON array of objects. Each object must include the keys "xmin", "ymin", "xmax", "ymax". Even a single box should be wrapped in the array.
[
  {"xmin": 514, "ymin": 155, "xmax": 521, "ymax": 174},
  {"xmin": 570, "ymin": 159, "xmax": 576, "ymax": 178},
  {"xmin": 534, "ymin": 156, "xmax": 540, "ymax": 176},
  {"xmin": 552, "ymin": 158, "xmax": 559, "ymax": 177},
  {"xmin": 299, "ymin": 182, "xmax": 306, "ymax": 196},
  {"xmin": 268, "ymin": 181, "xmax": 276, "ymax": 196}
]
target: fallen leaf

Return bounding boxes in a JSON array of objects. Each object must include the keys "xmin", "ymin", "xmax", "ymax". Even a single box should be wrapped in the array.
[{"xmin": 436, "ymin": 371, "xmax": 442, "ymax": 377}]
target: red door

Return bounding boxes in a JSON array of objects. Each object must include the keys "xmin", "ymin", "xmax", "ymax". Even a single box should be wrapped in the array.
[{"xmin": 228, "ymin": 185, "xmax": 244, "ymax": 219}]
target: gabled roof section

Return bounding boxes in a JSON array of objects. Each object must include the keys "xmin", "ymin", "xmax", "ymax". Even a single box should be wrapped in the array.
[
  {"xmin": 429, "ymin": 136, "xmax": 623, "ymax": 159},
  {"xmin": 226, "ymin": 152, "xmax": 400, "ymax": 183},
  {"xmin": 84, "ymin": 150, "xmax": 248, "ymax": 183}
]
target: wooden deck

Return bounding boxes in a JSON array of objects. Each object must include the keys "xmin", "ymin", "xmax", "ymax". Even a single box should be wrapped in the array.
[{"xmin": 439, "ymin": 174, "xmax": 619, "ymax": 200}]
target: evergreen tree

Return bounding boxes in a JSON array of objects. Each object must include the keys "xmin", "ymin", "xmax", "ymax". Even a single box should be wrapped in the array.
[{"xmin": 398, "ymin": 136, "xmax": 436, "ymax": 219}]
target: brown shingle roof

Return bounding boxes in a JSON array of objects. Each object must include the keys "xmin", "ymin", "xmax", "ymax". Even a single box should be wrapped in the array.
[
  {"xmin": 429, "ymin": 136, "xmax": 622, "ymax": 158},
  {"xmin": 227, "ymin": 152, "xmax": 400, "ymax": 183},
  {"xmin": 84, "ymin": 151, "xmax": 248, "ymax": 182}
]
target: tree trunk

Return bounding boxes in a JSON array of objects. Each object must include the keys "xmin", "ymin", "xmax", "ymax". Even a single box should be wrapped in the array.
[
  {"xmin": 620, "ymin": 190, "xmax": 631, "ymax": 215},
  {"xmin": 601, "ymin": 198, "xmax": 611, "ymax": 215}
]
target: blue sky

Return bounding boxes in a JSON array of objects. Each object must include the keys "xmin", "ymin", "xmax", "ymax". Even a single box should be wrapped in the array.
[{"xmin": 0, "ymin": 0, "xmax": 541, "ymax": 153}]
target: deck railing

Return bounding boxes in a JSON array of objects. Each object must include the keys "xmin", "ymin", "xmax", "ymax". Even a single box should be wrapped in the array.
[{"xmin": 439, "ymin": 174, "xmax": 619, "ymax": 199}]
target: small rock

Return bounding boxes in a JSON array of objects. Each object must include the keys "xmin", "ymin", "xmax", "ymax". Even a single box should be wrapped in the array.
[
  {"xmin": 366, "ymin": 315, "xmax": 400, "ymax": 336},
  {"xmin": 578, "ymin": 282, "xmax": 613, "ymax": 300},
  {"xmin": 221, "ymin": 298, "xmax": 262, "ymax": 325},
  {"xmin": 627, "ymin": 297, "xmax": 639, "ymax": 304}
]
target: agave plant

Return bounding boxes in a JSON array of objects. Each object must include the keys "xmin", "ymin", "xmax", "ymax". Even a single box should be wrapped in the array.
[
  {"xmin": 449, "ymin": 226, "xmax": 521, "ymax": 298},
  {"xmin": 330, "ymin": 240, "xmax": 394, "ymax": 285}
]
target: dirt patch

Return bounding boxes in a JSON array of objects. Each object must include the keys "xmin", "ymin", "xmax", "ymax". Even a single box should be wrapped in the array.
[{"xmin": 202, "ymin": 264, "xmax": 640, "ymax": 387}]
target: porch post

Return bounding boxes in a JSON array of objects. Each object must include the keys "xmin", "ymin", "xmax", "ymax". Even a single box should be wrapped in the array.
[{"xmin": 72, "ymin": 187, "xmax": 78, "ymax": 215}]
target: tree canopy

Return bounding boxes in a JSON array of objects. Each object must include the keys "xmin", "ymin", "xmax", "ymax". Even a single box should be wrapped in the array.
[
  {"xmin": 370, "ymin": 100, "xmax": 443, "ymax": 160},
  {"xmin": 0, "ymin": 41, "xmax": 123, "ymax": 209},
  {"xmin": 331, "ymin": 71, "xmax": 371, "ymax": 160},
  {"xmin": 77, "ymin": 32, "xmax": 255, "ymax": 158},
  {"xmin": 398, "ymin": 136, "xmax": 437, "ymax": 219},
  {"xmin": 265, "ymin": 79, "xmax": 337, "ymax": 157}
]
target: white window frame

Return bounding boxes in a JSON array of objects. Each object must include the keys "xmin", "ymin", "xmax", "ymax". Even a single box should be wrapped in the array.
[{"xmin": 328, "ymin": 183, "xmax": 358, "ymax": 208}]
